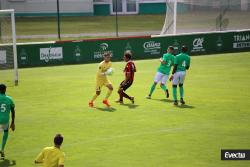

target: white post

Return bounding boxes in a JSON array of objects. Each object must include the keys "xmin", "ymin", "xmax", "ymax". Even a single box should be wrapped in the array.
[
  {"xmin": 11, "ymin": 10, "xmax": 18, "ymax": 86},
  {"xmin": 173, "ymin": 0, "xmax": 177, "ymax": 34}
]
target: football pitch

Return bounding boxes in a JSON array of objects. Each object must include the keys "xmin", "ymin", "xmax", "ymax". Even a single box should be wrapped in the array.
[{"xmin": 2, "ymin": 52, "xmax": 250, "ymax": 167}]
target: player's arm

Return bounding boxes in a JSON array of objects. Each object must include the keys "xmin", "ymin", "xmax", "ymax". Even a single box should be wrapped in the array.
[
  {"xmin": 10, "ymin": 106, "xmax": 15, "ymax": 131},
  {"xmin": 170, "ymin": 57, "xmax": 178, "ymax": 81},
  {"xmin": 34, "ymin": 150, "xmax": 44, "ymax": 164},
  {"xmin": 58, "ymin": 153, "xmax": 65, "ymax": 167},
  {"xmin": 172, "ymin": 65, "xmax": 177, "ymax": 74},
  {"xmin": 159, "ymin": 58, "xmax": 166, "ymax": 64},
  {"xmin": 171, "ymin": 56, "xmax": 178, "ymax": 75},
  {"xmin": 186, "ymin": 57, "xmax": 191, "ymax": 70}
]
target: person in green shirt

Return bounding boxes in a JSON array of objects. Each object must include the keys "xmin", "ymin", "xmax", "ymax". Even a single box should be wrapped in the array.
[
  {"xmin": 0, "ymin": 84, "xmax": 15, "ymax": 159},
  {"xmin": 170, "ymin": 45, "xmax": 191, "ymax": 105},
  {"xmin": 147, "ymin": 46, "xmax": 175, "ymax": 99}
]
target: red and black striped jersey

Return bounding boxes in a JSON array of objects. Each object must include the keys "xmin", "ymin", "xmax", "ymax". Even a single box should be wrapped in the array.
[{"xmin": 124, "ymin": 61, "xmax": 136, "ymax": 81}]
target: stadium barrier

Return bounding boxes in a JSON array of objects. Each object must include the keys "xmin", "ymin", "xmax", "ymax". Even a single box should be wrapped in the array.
[{"xmin": 17, "ymin": 29, "xmax": 250, "ymax": 68}]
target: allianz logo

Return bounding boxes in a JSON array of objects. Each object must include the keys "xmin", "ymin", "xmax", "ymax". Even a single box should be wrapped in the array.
[
  {"xmin": 225, "ymin": 152, "xmax": 245, "ymax": 159},
  {"xmin": 143, "ymin": 41, "xmax": 161, "ymax": 49}
]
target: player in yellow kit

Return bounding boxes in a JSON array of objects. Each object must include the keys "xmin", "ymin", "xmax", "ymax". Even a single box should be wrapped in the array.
[
  {"xmin": 89, "ymin": 52, "xmax": 113, "ymax": 107},
  {"xmin": 35, "ymin": 134, "xmax": 65, "ymax": 167}
]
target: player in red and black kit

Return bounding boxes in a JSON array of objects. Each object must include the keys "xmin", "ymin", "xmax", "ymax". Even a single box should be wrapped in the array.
[{"xmin": 116, "ymin": 51, "xmax": 136, "ymax": 104}]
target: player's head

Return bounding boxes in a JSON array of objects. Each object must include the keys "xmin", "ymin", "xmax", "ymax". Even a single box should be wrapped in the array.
[
  {"xmin": 0, "ymin": 84, "xmax": 6, "ymax": 94},
  {"xmin": 103, "ymin": 52, "xmax": 111, "ymax": 62},
  {"xmin": 124, "ymin": 50, "xmax": 132, "ymax": 62},
  {"xmin": 181, "ymin": 45, "xmax": 188, "ymax": 53},
  {"xmin": 167, "ymin": 46, "xmax": 174, "ymax": 54},
  {"xmin": 54, "ymin": 134, "xmax": 64, "ymax": 147}
]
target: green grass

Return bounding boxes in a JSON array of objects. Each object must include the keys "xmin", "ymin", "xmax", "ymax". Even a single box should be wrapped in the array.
[{"xmin": 1, "ymin": 52, "xmax": 250, "ymax": 167}]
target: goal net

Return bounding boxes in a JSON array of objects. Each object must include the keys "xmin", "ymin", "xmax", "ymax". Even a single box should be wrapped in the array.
[
  {"xmin": 0, "ymin": 9, "xmax": 18, "ymax": 86},
  {"xmin": 161, "ymin": 0, "xmax": 250, "ymax": 35}
]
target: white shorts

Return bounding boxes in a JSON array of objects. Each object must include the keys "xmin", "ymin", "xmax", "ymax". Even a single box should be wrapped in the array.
[
  {"xmin": 154, "ymin": 72, "xmax": 169, "ymax": 85},
  {"xmin": 0, "ymin": 123, "xmax": 9, "ymax": 132},
  {"xmin": 172, "ymin": 71, "xmax": 186, "ymax": 85}
]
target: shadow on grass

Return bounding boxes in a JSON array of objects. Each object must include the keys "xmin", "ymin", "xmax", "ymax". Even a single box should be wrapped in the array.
[
  {"xmin": 0, "ymin": 159, "xmax": 16, "ymax": 167},
  {"xmin": 94, "ymin": 107, "xmax": 116, "ymax": 112},
  {"xmin": 175, "ymin": 104, "xmax": 195, "ymax": 109},
  {"xmin": 150, "ymin": 98, "xmax": 174, "ymax": 103},
  {"xmin": 150, "ymin": 98, "xmax": 195, "ymax": 109},
  {"xmin": 120, "ymin": 103, "xmax": 140, "ymax": 109}
]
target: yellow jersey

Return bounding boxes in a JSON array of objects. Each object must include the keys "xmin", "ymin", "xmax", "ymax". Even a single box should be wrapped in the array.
[
  {"xmin": 35, "ymin": 146, "xmax": 65, "ymax": 167},
  {"xmin": 96, "ymin": 60, "xmax": 112, "ymax": 79}
]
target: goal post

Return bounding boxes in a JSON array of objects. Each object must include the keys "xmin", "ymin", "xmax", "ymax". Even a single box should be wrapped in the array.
[
  {"xmin": 161, "ymin": 0, "xmax": 177, "ymax": 35},
  {"xmin": 160, "ymin": 0, "xmax": 250, "ymax": 35},
  {"xmin": 0, "ymin": 9, "xmax": 18, "ymax": 86}
]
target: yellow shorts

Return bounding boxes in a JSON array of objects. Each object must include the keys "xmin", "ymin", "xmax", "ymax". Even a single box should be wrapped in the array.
[{"xmin": 96, "ymin": 78, "xmax": 112, "ymax": 91}]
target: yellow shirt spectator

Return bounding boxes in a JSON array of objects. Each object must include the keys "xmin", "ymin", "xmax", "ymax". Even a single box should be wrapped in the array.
[{"xmin": 35, "ymin": 146, "xmax": 65, "ymax": 167}]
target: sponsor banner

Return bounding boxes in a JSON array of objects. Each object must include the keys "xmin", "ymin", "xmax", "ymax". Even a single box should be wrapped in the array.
[
  {"xmin": 0, "ymin": 50, "xmax": 7, "ymax": 64},
  {"xmin": 233, "ymin": 33, "xmax": 250, "ymax": 49},
  {"xmin": 191, "ymin": 37, "xmax": 206, "ymax": 53},
  {"xmin": 93, "ymin": 43, "xmax": 113, "ymax": 59},
  {"xmin": 16, "ymin": 30, "xmax": 250, "ymax": 68},
  {"xmin": 221, "ymin": 150, "xmax": 250, "ymax": 160},
  {"xmin": 143, "ymin": 41, "xmax": 161, "ymax": 55},
  {"xmin": 40, "ymin": 47, "xmax": 63, "ymax": 62}
]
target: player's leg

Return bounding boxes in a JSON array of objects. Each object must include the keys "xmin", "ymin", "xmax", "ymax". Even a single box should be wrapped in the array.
[
  {"xmin": 147, "ymin": 82, "xmax": 157, "ymax": 99},
  {"xmin": 89, "ymin": 90, "xmax": 101, "ymax": 107},
  {"xmin": 0, "ymin": 124, "xmax": 9, "ymax": 159},
  {"xmin": 160, "ymin": 74, "xmax": 169, "ymax": 98},
  {"xmin": 147, "ymin": 72, "xmax": 162, "ymax": 98},
  {"xmin": 103, "ymin": 83, "xmax": 113, "ymax": 107},
  {"xmin": 172, "ymin": 72, "xmax": 180, "ymax": 105},
  {"xmin": 105, "ymin": 84, "xmax": 113, "ymax": 100},
  {"xmin": 179, "ymin": 72, "xmax": 186, "ymax": 104},
  {"xmin": 116, "ymin": 81, "xmax": 125, "ymax": 103},
  {"xmin": 89, "ymin": 80, "xmax": 103, "ymax": 107},
  {"xmin": 118, "ymin": 81, "xmax": 133, "ymax": 103}
]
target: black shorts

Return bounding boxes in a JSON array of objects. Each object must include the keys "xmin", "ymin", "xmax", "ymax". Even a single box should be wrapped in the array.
[{"xmin": 120, "ymin": 80, "xmax": 133, "ymax": 91}]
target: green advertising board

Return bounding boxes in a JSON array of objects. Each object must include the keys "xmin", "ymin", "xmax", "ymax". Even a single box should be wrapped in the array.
[{"xmin": 17, "ymin": 30, "xmax": 250, "ymax": 68}]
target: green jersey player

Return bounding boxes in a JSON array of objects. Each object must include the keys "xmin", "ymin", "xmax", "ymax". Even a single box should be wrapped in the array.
[
  {"xmin": 170, "ymin": 45, "xmax": 191, "ymax": 105},
  {"xmin": 147, "ymin": 46, "xmax": 175, "ymax": 99},
  {"xmin": 0, "ymin": 84, "xmax": 15, "ymax": 159}
]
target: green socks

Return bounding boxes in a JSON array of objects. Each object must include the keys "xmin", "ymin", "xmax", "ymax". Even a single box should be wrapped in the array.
[
  {"xmin": 1, "ymin": 131, "xmax": 8, "ymax": 151},
  {"xmin": 173, "ymin": 87, "xmax": 177, "ymax": 101},
  {"xmin": 149, "ymin": 84, "xmax": 156, "ymax": 96},
  {"xmin": 160, "ymin": 84, "xmax": 167, "ymax": 91},
  {"xmin": 180, "ymin": 86, "xmax": 184, "ymax": 98}
]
